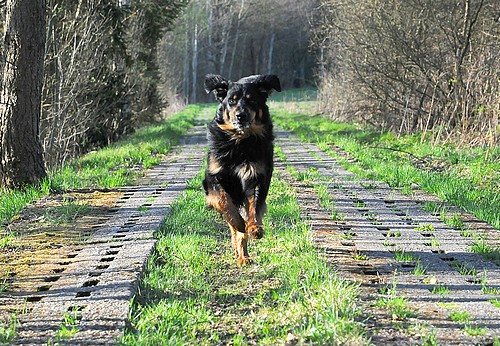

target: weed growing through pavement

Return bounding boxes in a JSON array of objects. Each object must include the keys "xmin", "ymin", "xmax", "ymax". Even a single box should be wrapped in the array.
[
  {"xmin": 414, "ymin": 224, "xmax": 435, "ymax": 232},
  {"xmin": 44, "ymin": 199, "xmax": 91, "ymax": 224},
  {"xmin": 464, "ymin": 324, "xmax": 487, "ymax": 336},
  {"xmin": 351, "ymin": 250, "xmax": 368, "ymax": 260},
  {"xmin": 341, "ymin": 232, "xmax": 356, "ymax": 240},
  {"xmin": 460, "ymin": 229, "xmax": 474, "ymax": 238},
  {"xmin": 375, "ymin": 293, "xmax": 417, "ymax": 321},
  {"xmin": 375, "ymin": 280, "xmax": 417, "ymax": 320},
  {"xmin": 430, "ymin": 285, "xmax": 450, "ymax": 296},
  {"xmin": 429, "ymin": 236, "xmax": 441, "ymax": 247},
  {"xmin": 0, "ymin": 276, "xmax": 10, "ymax": 294},
  {"xmin": 489, "ymin": 299, "xmax": 500, "ymax": 308},
  {"xmin": 137, "ymin": 205, "xmax": 149, "ymax": 213},
  {"xmin": 482, "ymin": 285, "xmax": 500, "ymax": 295},
  {"xmin": 0, "ymin": 316, "xmax": 17, "ymax": 344},
  {"xmin": 385, "ymin": 230, "xmax": 402, "ymax": 238},
  {"xmin": 450, "ymin": 262, "xmax": 478, "ymax": 276},
  {"xmin": 393, "ymin": 249, "xmax": 414, "ymax": 262},
  {"xmin": 437, "ymin": 302, "xmax": 459, "ymax": 309},
  {"xmin": 409, "ymin": 324, "xmax": 438, "ymax": 346},
  {"xmin": 448, "ymin": 311, "xmax": 470, "ymax": 323},
  {"xmin": 52, "ymin": 308, "xmax": 80, "ymax": 342},
  {"xmin": 413, "ymin": 259, "xmax": 428, "ymax": 276}
]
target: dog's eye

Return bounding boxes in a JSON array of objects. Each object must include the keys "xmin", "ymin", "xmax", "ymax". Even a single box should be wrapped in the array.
[{"xmin": 228, "ymin": 98, "xmax": 237, "ymax": 106}]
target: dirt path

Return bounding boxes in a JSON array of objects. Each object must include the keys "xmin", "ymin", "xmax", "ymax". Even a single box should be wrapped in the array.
[
  {"xmin": 1, "ymin": 115, "xmax": 498, "ymax": 345},
  {"xmin": 275, "ymin": 129, "xmax": 499, "ymax": 345}
]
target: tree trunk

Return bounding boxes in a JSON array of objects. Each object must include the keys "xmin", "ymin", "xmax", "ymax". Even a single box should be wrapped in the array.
[
  {"xmin": 228, "ymin": 0, "xmax": 245, "ymax": 79},
  {"xmin": 0, "ymin": 0, "xmax": 47, "ymax": 188},
  {"xmin": 191, "ymin": 23, "xmax": 198, "ymax": 102},
  {"xmin": 266, "ymin": 32, "xmax": 275, "ymax": 75}
]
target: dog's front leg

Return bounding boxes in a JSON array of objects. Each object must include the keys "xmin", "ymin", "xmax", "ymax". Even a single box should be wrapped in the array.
[
  {"xmin": 207, "ymin": 187, "xmax": 250, "ymax": 264},
  {"xmin": 230, "ymin": 227, "xmax": 250, "ymax": 265},
  {"xmin": 244, "ymin": 189, "xmax": 266, "ymax": 240}
]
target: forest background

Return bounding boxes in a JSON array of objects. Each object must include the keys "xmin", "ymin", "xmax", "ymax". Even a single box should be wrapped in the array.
[{"xmin": 0, "ymin": 0, "xmax": 498, "ymax": 180}]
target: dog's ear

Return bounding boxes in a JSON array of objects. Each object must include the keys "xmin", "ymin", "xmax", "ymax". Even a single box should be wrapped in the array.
[
  {"xmin": 214, "ymin": 104, "xmax": 225, "ymax": 124},
  {"xmin": 204, "ymin": 74, "xmax": 229, "ymax": 102},
  {"xmin": 238, "ymin": 74, "xmax": 282, "ymax": 95}
]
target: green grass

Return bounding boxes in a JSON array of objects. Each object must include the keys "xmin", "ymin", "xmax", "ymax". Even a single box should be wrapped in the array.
[
  {"xmin": 409, "ymin": 325, "xmax": 438, "ymax": 346},
  {"xmin": 43, "ymin": 199, "xmax": 91, "ymax": 224},
  {"xmin": 464, "ymin": 324, "xmax": 487, "ymax": 336},
  {"xmin": 393, "ymin": 249, "xmax": 414, "ymax": 262},
  {"xmin": 0, "ymin": 317, "xmax": 17, "ymax": 344},
  {"xmin": 430, "ymin": 285, "xmax": 450, "ymax": 296},
  {"xmin": 0, "ymin": 232, "xmax": 14, "ymax": 249},
  {"xmin": 50, "ymin": 105, "xmax": 200, "ymax": 191},
  {"xmin": 413, "ymin": 259, "xmax": 428, "ymax": 276},
  {"xmin": 470, "ymin": 241, "xmax": 500, "ymax": 266},
  {"xmin": 53, "ymin": 309, "xmax": 80, "ymax": 341},
  {"xmin": 272, "ymin": 109, "xmax": 500, "ymax": 230},
  {"xmin": 490, "ymin": 299, "xmax": 500, "ymax": 308},
  {"xmin": 0, "ymin": 105, "xmax": 200, "ymax": 244},
  {"xmin": 448, "ymin": 310, "xmax": 470, "ymax": 323},
  {"xmin": 450, "ymin": 262, "xmax": 478, "ymax": 276},
  {"xmin": 122, "ymin": 172, "xmax": 368, "ymax": 345},
  {"xmin": 0, "ymin": 185, "xmax": 50, "ymax": 229},
  {"xmin": 374, "ymin": 294, "xmax": 417, "ymax": 321},
  {"xmin": 414, "ymin": 224, "xmax": 435, "ymax": 233}
]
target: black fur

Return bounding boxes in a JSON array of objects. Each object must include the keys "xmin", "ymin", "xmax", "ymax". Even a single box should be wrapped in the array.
[{"xmin": 202, "ymin": 74, "xmax": 281, "ymax": 264}]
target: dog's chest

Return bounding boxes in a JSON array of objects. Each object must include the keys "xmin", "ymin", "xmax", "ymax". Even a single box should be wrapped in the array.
[{"xmin": 234, "ymin": 161, "xmax": 266, "ymax": 181}]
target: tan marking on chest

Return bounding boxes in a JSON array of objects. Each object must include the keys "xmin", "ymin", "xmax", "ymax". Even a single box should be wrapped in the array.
[
  {"xmin": 235, "ymin": 162, "xmax": 266, "ymax": 181},
  {"xmin": 208, "ymin": 154, "xmax": 222, "ymax": 174}
]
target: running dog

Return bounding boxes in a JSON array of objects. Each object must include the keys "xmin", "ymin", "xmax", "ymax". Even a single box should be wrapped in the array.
[{"xmin": 203, "ymin": 74, "xmax": 281, "ymax": 264}]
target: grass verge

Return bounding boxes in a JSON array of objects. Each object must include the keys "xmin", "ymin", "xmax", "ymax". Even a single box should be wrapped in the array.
[
  {"xmin": 272, "ymin": 109, "xmax": 500, "ymax": 230},
  {"xmin": 0, "ymin": 105, "xmax": 200, "ymax": 228},
  {"xmin": 123, "ymin": 171, "xmax": 368, "ymax": 345}
]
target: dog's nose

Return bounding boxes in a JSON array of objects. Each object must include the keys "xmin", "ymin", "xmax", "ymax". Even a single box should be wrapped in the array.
[{"xmin": 235, "ymin": 112, "xmax": 247, "ymax": 121}]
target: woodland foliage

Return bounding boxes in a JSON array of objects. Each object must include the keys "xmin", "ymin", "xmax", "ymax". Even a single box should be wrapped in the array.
[
  {"xmin": 1, "ymin": 0, "xmax": 187, "ymax": 169},
  {"xmin": 1, "ymin": 0, "xmax": 498, "ymax": 181},
  {"xmin": 313, "ymin": 0, "xmax": 500, "ymax": 145},
  {"xmin": 41, "ymin": 0, "xmax": 188, "ymax": 168}
]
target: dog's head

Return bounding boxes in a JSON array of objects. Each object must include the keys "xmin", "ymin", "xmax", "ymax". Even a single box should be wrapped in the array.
[{"xmin": 204, "ymin": 74, "xmax": 281, "ymax": 135}]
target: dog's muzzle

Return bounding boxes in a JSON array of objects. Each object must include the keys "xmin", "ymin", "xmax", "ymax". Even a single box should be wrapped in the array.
[{"xmin": 233, "ymin": 111, "xmax": 251, "ymax": 131}]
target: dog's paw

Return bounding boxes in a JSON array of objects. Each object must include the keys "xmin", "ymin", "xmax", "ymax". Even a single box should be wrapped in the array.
[
  {"xmin": 237, "ymin": 256, "xmax": 252, "ymax": 265},
  {"xmin": 246, "ymin": 224, "xmax": 264, "ymax": 239}
]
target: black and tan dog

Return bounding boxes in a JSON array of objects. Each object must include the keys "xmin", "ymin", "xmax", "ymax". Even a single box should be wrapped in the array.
[{"xmin": 203, "ymin": 74, "xmax": 281, "ymax": 264}]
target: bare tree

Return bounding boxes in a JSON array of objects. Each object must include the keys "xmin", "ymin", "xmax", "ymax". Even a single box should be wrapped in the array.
[
  {"xmin": 314, "ymin": 0, "xmax": 500, "ymax": 145},
  {"xmin": 159, "ymin": 0, "xmax": 317, "ymax": 103},
  {"xmin": 0, "ymin": 0, "xmax": 47, "ymax": 188},
  {"xmin": 39, "ymin": 0, "xmax": 187, "ymax": 168}
]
